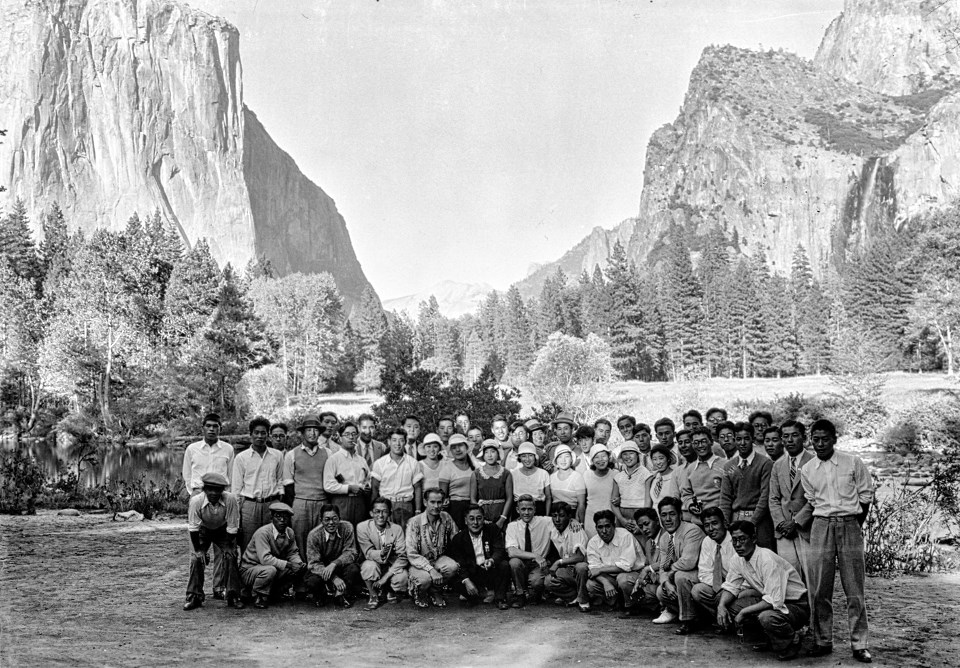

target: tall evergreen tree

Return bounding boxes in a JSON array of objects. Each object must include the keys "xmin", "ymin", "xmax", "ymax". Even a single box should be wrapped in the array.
[
  {"xmin": 605, "ymin": 241, "xmax": 644, "ymax": 379},
  {"xmin": 698, "ymin": 226, "xmax": 732, "ymax": 376},
  {"xmin": 0, "ymin": 198, "xmax": 40, "ymax": 286},
  {"xmin": 161, "ymin": 239, "xmax": 221, "ymax": 350},
  {"xmin": 502, "ymin": 285, "xmax": 534, "ymax": 380},
  {"xmin": 39, "ymin": 202, "xmax": 69, "ymax": 291},
  {"xmin": 353, "ymin": 286, "xmax": 388, "ymax": 364},
  {"xmin": 659, "ymin": 225, "xmax": 703, "ymax": 379}
]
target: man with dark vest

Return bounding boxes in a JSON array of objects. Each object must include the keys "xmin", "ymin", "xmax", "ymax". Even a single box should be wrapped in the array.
[
  {"xmin": 282, "ymin": 414, "xmax": 329, "ymax": 593},
  {"xmin": 720, "ymin": 422, "xmax": 774, "ymax": 549}
]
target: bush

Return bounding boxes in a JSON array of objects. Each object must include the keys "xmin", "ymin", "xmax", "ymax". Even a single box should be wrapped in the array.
[
  {"xmin": 235, "ymin": 364, "xmax": 287, "ymax": 418},
  {"xmin": 0, "ymin": 450, "xmax": 46, "ymax": 514},
  {"xmin": 730, "ymin": 392, "xmax": 839, "ymax": 427},
  {"xmin": 829, "ymin": 373, "xmax": 888, "ymax": 438},
  {"xmin": 863, "ymin": 480, "xmax": 952, "ymax": 576},
  {"xmin": 880, "ymin": 421, "xmax": 921, "ymax": 455},
  {"xmin": 102, "ymin": 476, "xmax": 187, "ymax": 519},
  {"xmin": 523, "ymin": 333, "xmax": 618, "ymax": 411}
]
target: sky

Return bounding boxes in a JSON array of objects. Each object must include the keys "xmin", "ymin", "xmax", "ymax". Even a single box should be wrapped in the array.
[{"xmin": 191, "ymin": 0, "xmax": 843, "ymax": 300}]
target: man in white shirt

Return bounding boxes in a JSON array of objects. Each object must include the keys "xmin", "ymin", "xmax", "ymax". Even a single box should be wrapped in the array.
[
  {"xmin": 544, "ymin": 502, "xmax": 589, "ymax": 610},
  {"xmin": 323, "ymin": 421, "xmax": 371, "ymax": 526},
  {"xmin": 232, "ymin": 417, "xmax": 284, "ymax": 553},
  {"xmin": 182, "ymin": 412, "xmax": 235, "ymax": 600},
  {"xmin": 371, "ymin": 429, "xmax": 424, "ymax": 527},
  {"xmin": 183, "ymin": 473, "xmax": 242, "ymax": 610},
  {"xmin": 717, "ymin": 520, "xmax": 809, "ymax": 661},
  {"xmin": 676, "ymin": 506, "xmax": 737, "ymax": 634},
  {"xmin": 506, "ymin": 495, "xmax": 554, "ymax": 607},
  {"xmin": 800, "ymin": 419, "xmax": 874, "ymax": 663},
  {"xmin": 585, "ymin": 510, "xmax": 642, "ymax": 612}
]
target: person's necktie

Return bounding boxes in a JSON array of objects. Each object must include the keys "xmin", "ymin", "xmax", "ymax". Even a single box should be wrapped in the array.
[
  {"xmin": 739, "ymin": 458, "xmax": 747, "ymax": 471},
  {"xmin": 654, "ymin": 476, "xmax": 663, "ymax": 497},
  {"xmin": 790, "ymin": 457, "xmax": 797, "ymax": 484},
  {"xmin": 276, "ymin": 532, "xmax": 286, "ymax": 551},
  {"xmin": 664, "ymin": 533, "xmax": 676, "ymax": 567},
  {"xmin": 524, "ymin": 523, "xmax": 532, "ymax": 553},
  {"xmin": 712, "ymin": 541, "xmax": 724, "ymax": 591}
]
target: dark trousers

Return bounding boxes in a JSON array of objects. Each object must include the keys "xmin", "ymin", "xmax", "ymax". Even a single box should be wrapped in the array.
[
  {"xmin": 452, "ymin": 560, "xmax": 511, "ymax": 602},
  {"xmin": 808, "ymin": 516, "xmax": 869, "ymax": 649},
  {"xmin": 447, "ymin": 500, "xmax": 471, "ymax": 531},
  {"xmin": 390, "ymin": 501, "xmax": 415, "ymax": 529},
  {"xmin": 544, "ymin": 562, "xmax": 589, "ymax": 603},
  {"xmin": 730, "ymin": 592, "xmax": 810, "ymax": 651},
  {"xmin": 186, "ymin": 526, "xmax": 240, "ymax": 599},
  {"xmin": 240, "ymin": 564, "xmax": 304, "ymax": 598},
  {"xmin": 303, "ymin": 562, "xmax": 363, "ymax": 600},
  {"xmin": 239, "ymin": 499, "xmax": 274, "ymax": 554},
  {"xmin": 330, "ymin": 495, "xmax": 369, "ymax": 527},
  {"xmin": 509, "ymin": 558, "xmax": 546, "ymax": 597}
]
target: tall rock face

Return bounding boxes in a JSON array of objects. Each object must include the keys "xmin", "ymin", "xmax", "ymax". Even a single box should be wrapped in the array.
[
  {"xmin": 0, "ymin": 0, "xmax": 374, "ymax": 308},
  {"xmin": 518, "ymin": 1, "xmax": 960, "ymax": 298},
  {"xmin": 815, "ymin": 0, "xmax": 960, "ymax": 96}
]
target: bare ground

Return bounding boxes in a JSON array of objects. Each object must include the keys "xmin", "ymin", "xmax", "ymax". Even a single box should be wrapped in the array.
[{"xmin": 2, "ymin": 512, "xmax": 959, "ymax": 668}]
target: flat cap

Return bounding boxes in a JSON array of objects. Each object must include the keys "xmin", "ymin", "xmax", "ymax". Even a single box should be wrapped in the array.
[
  {"xmin": 268, "ymin": 502, "xmax": 294, "ymax": 516},
  {"xmin": 200, "ymin": 472, "xmax": 229, "ymax": 488}
]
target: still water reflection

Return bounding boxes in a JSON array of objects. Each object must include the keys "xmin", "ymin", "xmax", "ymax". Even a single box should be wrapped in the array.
[{"xmin": 4, "ymin": 438, "xmax": 186, "ymax": 487}]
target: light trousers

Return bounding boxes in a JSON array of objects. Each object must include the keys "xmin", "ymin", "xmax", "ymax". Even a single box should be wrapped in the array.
[{"xmin": 807, "ymin": 516, "xmax": 869, "ymax": 649}]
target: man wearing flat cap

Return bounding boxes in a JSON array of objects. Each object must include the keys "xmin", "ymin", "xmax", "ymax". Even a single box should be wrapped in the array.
[
  {"xmin": 183, "ymin": 472, "xmax": 242, "ymax": 610},
  {"xmin": 240, "ymin": 502, "xmax": 307, "ymax": 609},
  {"xmin": 282, "ymin": 414, "xmax": 330, "ymax": 581},
  {"xmin": 182, "ymin": 412, "xmax": 236, "ymax": 600}
]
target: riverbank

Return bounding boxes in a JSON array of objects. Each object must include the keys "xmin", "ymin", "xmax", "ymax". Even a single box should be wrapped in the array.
[{"xmin": 1, "ymin": 511, "xmax": 959, "ymax": 667}]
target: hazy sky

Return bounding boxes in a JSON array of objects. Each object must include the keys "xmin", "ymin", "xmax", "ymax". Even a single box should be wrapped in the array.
[{"xmin": 192, "ymin": 0, "xmax": 843, "ymax": 300}]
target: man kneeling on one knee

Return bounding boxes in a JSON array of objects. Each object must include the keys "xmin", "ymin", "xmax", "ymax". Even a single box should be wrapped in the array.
[
  {"xmin": 304, "ymin": 503, "xmax": 361, "ymax": 608},
  {"xmin": 506, "ymin": 495, "xmax": 555, "ymax": 607},
  {"xmin": 239, "ymin": 502, "xmax": 307, "ymax": 609},
  {"xmin": 717, "ymin": 520, "xmax": 809, "ymax": 662}
]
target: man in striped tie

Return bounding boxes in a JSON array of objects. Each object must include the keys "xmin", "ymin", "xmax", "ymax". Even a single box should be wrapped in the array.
[
  {"xmin": 650, "ymin": 496, "xmax": 705, "ymax": 624},
  {"xmin": 769, "ymin": 420, "xmax": 815, "ymax": 594}
]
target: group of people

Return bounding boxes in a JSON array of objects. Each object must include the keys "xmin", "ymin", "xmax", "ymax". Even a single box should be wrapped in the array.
[{"xmin": 180, "ymin": 407, "xmax": 875, "ymax": 663}]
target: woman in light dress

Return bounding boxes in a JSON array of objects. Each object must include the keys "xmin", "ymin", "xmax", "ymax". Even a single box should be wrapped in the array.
[
  {"xmin": 582, "ymin": 443, "xmax": 615, "ymax": 538},
  {"xmin": 549, "ymin": 445, "xmax": 586, "ymax": 524}
]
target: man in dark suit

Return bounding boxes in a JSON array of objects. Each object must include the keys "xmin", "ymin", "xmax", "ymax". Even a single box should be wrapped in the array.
[
  {"xmin": 448, "ymin": 504, "xmax": 511, "ymax": 610},
  {"xmin": 720, "ymin": 422, "xmax": 775, "ymax": 549},
  {"xmin": 358, "ymin": 414, "xmax": 388, "ymax": 468},
  {"xmin": 769, "ymin": 419, "xmax": 815, "ymax": 595}
]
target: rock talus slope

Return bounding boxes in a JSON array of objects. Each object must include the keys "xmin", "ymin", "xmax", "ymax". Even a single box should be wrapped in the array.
[{"xmin": 0, "ymin": 0, "xmax": 373, "ymax": 307}]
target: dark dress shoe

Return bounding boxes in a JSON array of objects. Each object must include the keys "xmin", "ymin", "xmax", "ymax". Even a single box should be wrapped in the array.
[
  {"xmin": 511, "ymin": 594, "xmax": 526, "ymax": 609},
  {"xmin": 777, "ymin": 636, "xmax": 801, "ymax": 661},
  {"xmin": 852, "ymin": 649, "xmax": 873, "ymax": 663},
  {"xmin": 182, "ymin": 596, "xmax": 202, "ymax": 611},
  {"xmin": 253, "ymin": 596, "xmax": 268, "ymax": 609},
  {"xmin": 752, "ymin": 642, "xmax": 772, "ymax": 652},
  {"xmin": 496, "ymin": 600, "xmax": 510, "ymax": 611},
  {"xmin": 805, "ymin": 645, "xmax": 833, "ymax": 657},
  {"xmin": 675, "ymin": 623, "xmax": 697, "ymax": 635},
  {"xmin": 212, "ymin": 590, "xmax": 225, "ymax": 600},
  {"xmin": 227, "ymin": 596, "xmax": 245, "ymax": 610}
]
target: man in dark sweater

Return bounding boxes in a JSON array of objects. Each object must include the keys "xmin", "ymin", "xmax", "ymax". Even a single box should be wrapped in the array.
[
  {"xmin": 720, "ymin": 422, "xmax": 775, "ymax": 549},
  {"xmin": 448, "ymin": 504, "xmax": 511, "ymax": 609},
  {"xmin": 304, "ymin": 504, "xmax": 361, "ymax": 608}
]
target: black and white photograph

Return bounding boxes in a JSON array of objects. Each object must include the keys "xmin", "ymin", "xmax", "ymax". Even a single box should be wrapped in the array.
[{"xmin": 1, "ymin": 0, "xmax": 960, "ymax": 666}]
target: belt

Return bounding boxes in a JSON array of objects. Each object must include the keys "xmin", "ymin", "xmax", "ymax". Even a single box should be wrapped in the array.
[
  {"xmin": 243, "ymin": 495, "xmax": 281, "ymax": 503},
  {"xmin": 478, "ymin": 499, "xmax": 506, "ymax": 505},
  {"xmin": 733, "ymin": 510, "xmax": 754, "ymax": 519},
  {"xmin": 817, "ymin": 515, "xmax": 858, "ymax": 522},
  {"xmin": 387, "ymin": 495, "xmax": 414, "ymax": 503}
]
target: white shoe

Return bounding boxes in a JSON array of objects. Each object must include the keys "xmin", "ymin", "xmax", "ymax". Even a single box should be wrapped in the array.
[{"xmin": 652, "ymin": 610, "xmax": 678, "ymax": 624}]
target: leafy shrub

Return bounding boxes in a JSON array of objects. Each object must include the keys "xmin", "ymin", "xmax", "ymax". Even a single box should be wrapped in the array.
[
  {"xmin": 829, "ymin": 373, "xmax": 888, "ymax": 438},
  {"xmin": 863, "ymin": 480, "xmax": 952, "ymax": 576},
  {"xmin": 880, "ymin": 421, "xmax": 921, "ymax": 455},
  {"xmin": 0, "ymin": 450, "xmax": 46, "ymax": 514},
  {"xmin": 730, "ymin": 392, "xmax": 839, "ymax": 427},
  {"xmin": 102, "ymin": 476, "xmax": 187, "ymax": 519}
]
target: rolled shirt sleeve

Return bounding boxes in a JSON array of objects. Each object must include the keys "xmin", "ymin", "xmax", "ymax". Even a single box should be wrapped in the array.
[
  {"xmin": 187, "ymin": 493, "xmax": 203, "ymax": 532},
  {"xmin": 282, "ymin": 449, "xmax": 296, "ymax": 487},
  {"xmin": 225, "ymin": 494, "xmax": 240, "ymax": 534},
  {"xmin": 855, "ymin": 457, "xmax": 875, "ymax": 504},
  {"xmin": 757, "ymin": 552, "xmax": 789, "ymax": 614}
]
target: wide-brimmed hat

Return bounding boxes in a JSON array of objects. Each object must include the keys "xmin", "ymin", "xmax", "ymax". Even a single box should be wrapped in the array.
[
  {"xmin": 619, "ymin": 441, "xmax": 641, "ymax": 456},
  {"xmin": 268, "ymin": 502, "xmax": 294, "ymax": 516},
  {"xmin": 650, "ymin": 444, "xmax": 676, "ymax": 464},
  {"xmin": 298, "ymin": 414, "xmax": 322, "ymax": 431},
  {"xmin": 200, "ymin": 472, "xmax": 229, "ymax": 488},
  {"xmin": 552, "ymin": 444, "xmax": 574, "ymax": 464},
  {"xmin": 448, "ymin": 434, "xmax": 468, "ymax": 448},
  {"xmin": 422, "ymin": 433, "xmax": 443, "ymax": 446},
  {"xmin": 588, "ymin": 443, "xmax": 610, "ymax": 461},
  {"xmin": 551, "ymin": 412, "xmax": 577, "ymax": 428},
  {"xmin": 517, "ymin": 443, "xmax": 538, "ymax": 458}
]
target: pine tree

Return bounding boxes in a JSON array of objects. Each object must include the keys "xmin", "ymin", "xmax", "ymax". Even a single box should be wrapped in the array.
[
  {"xmin": 38, "ymin": 202, "xmax": 70, "ymax": 296},
  {"xmin": 605, "ymin": 241, "xmax": 644, "ymax": 379},
  {"xmin": 537, "ymin": 268, "xmax": 566, "ymax": 339},
  {"xmin": 747, "ymin": 251, "xmax": 775, "ymax": 375},
  {"xmin": 185, "ymin": 264, "xmax": 272, "ymax": 415},
  {"xmin": 659, "ymin": 225, "xmax": 703, "ymax": 379},
  {"xmin": 353, "ymin": 286, "xmax": 388, "ymax": 364},
  {"xmin": 502, "ymin": 285, "xmax": 534, "ymax": 380},
  {"xmin": 789, "ymin": 245, "xmax": 830, "ymax": 374},
  {"xmin": 0, "ymin": 198, "xmax": 40, "ymax": 286},
  {"xmin": 161, "ymin": 239, "xmax": 221, "ymax": 350},
  {"xmin": 698, "ymin": 226, "xmax": 732, "ymax": 376}
]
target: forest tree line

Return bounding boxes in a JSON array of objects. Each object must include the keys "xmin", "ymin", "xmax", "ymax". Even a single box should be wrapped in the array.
[{"xmin": 0, "ymin": 198, "xmax": 958, "ymax": 439}]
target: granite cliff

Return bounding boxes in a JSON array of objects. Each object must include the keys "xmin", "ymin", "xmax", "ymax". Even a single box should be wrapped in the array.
[
  {"xmin": 517, "ymin": 0, "xmax": 960, "ymax": 297},
  {"xmin": 0, "ymin": 0, "xmax": 374, "ymax": 307}
]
